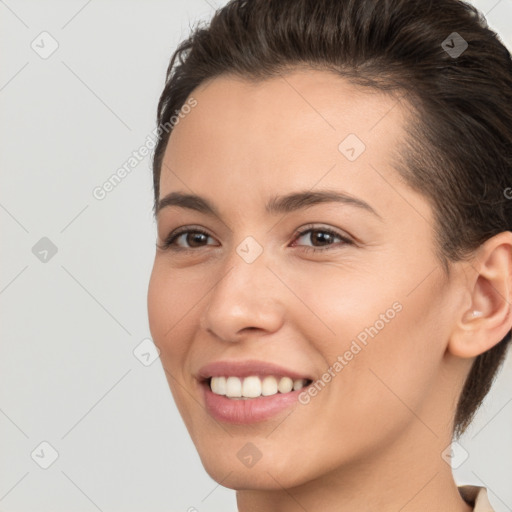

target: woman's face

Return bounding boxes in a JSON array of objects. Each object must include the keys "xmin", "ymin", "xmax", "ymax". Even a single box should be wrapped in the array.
[{"xmin": 147, "ymin": 69, "xmax": 466, "ymax": 489}]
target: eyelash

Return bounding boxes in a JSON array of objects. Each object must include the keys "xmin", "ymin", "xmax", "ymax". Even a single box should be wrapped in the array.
[{"xmin": 157, "ymin": 225, "xmax": 354, "ymax": 253}]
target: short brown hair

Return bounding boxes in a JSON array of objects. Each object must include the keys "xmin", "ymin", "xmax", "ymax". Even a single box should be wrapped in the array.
[{"xmin": 152, "ymin": 0, "xmax": 512, "ymax": 437}]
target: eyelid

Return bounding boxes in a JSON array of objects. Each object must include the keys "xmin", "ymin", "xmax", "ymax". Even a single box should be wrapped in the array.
[
  {"xmin": 157, "ymin": 225, "xmax": 218, "ymax": 251},
  {"xmin": 158, "ymin": 223, "xmax": 355, "ymax": 252},
  {"xmin": 290, "ymin": 224, "xmax": 355, "ymax": 250}
]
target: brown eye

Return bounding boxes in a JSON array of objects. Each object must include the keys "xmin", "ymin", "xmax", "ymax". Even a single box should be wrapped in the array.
[
  {"xmin": 182, "ymin": 232, "xmax": 209, "ymax": 247},
  {"xmin": 159, "ymin": 228, "xmax": 217, "ymax": 250},
  {"xmin": 292, "ymin": 227, "xmax": 353, "ymax": 253}
]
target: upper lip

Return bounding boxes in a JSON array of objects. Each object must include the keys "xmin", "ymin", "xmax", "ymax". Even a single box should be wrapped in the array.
[{"xmin": 197, "ymin": 359, "xmax": 314, "ymax": 381}]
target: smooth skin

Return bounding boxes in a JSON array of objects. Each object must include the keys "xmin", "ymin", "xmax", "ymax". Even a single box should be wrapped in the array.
[{"xmin": 147, "ymin": 68, "xmax": 512, "ymax": 512}]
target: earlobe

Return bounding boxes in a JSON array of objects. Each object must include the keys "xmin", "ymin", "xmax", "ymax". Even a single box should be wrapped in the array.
[{"xmin": 448, "ymin": 232, "xmax": 512, "ymax": 359}]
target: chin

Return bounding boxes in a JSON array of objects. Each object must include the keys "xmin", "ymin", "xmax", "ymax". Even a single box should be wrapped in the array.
[{"xmin": 195, "ymin": 443, "xmax": 322, "ymax": 491}]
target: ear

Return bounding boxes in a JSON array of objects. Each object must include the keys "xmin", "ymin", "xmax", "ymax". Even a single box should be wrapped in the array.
[{"xmin": 448, "ymin": 231, "xmax": 512, "ymax": 358}]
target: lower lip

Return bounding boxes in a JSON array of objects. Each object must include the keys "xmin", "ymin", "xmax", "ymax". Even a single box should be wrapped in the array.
[{"xmin": 201, "ymin": 381, "xmax": 308, "ymax": 424}]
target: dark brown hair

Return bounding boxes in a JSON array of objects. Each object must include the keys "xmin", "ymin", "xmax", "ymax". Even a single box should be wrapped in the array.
[{"xmin": 152, "ymin": 0, "xmax": 512, "ymax": 437}]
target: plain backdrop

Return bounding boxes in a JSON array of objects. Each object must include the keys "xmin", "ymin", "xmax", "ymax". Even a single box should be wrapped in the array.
[{"xmin": 1, "ymin": 1, "xmax": 511, "ymax": 511}]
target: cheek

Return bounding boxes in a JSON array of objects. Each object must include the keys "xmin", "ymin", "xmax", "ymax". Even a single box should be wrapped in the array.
[
  {"xmin": 290, "ymin": 261, "xmax": 445, "ymax": 427},
  {"xmin": 147, "ymin": 263, "xmax": 171, "ymax": 349},
  {"xmin": 285, "ymin": 259, "xmax": 402, "ymax": 354},
  {"xmin": 147, "ymin": 262, "xmax": 202, "ymax": 423},
  {"xmin": 147, "ymin": 261, "xmax": 195, "ymax": 366}
]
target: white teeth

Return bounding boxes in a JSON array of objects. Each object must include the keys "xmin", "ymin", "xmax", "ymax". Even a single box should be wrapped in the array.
[
  {"xmin": 278, "ymin": 376, "xmax": 293, "ymax": 393},
  {"xmin": 225, "ymin": 376, "xmax": 242, "ymax": 397},
  {"xmin": 261, "ymin": 376, "xmax": 278, "ymax": 396},
  {"xmin": 211, "ymin": 376, "xmax": 226, "ymax": 395},
  {"xmin": 209, "ymin": 375, "xmax": 310, "ymax": 399},
  {"xmin": 242, "ymin": 376, "xmax": 261, "ymax": 398},
  {"xmin": 293, "ymin": 379, "xmax": 305, "ymax": 391}
]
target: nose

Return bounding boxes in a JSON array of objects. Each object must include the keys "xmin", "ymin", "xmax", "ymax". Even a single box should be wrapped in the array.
[{"xmin": 199, "ymin": 247, "xmax": 286, "ymax": 343}]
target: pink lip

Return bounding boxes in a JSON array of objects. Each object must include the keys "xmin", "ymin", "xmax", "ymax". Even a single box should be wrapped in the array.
[
  {"xmin": 200, "ymin": 381, "xmax": 310, "ymax": 424},
  {"xmin": 197, "ymin": 359, "xmax": 313, "ymax": 381},
  {"xmin": 196, "ymin": 359, "xmax": 314, "ymax": 424}
]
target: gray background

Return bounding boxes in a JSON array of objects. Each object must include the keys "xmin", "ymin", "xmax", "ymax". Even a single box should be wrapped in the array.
[{"xmin": 1, "ymin": 0, "xmax": 511, "ymax": 511}]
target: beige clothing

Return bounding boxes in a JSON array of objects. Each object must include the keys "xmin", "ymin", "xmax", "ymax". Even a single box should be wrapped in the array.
[{"xmin": 458, "ymin": 486, "xmax": 495, "ymax": 512}]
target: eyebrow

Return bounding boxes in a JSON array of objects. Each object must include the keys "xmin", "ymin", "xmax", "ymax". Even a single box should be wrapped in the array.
[{"xmin": 156, "ymin": 189, "xmax": 381, "ymax": 219}]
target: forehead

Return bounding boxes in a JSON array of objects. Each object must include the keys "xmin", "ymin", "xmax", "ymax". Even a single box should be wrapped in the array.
[
  {"xmin": 167, "ymin": 69, "xmax": 409, "ymax": 148},
  {"xmin": 160, "ymin": 69, "xmax": 413, "ymax": 213}
]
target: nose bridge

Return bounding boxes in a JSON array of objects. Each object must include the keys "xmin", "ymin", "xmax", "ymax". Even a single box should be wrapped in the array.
[{"xmin": 199, "ymin": 239, "xmax": 284, "ymax": 340}]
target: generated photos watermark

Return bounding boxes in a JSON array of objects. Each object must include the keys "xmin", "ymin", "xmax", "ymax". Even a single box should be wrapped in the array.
[
  {"xmin": 298, "ymin": 300, "xmax": 403, "ymax": 405},
  {"xmin": 92, "ymin": 96, "xmax": 198, "ymax": 201}
]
